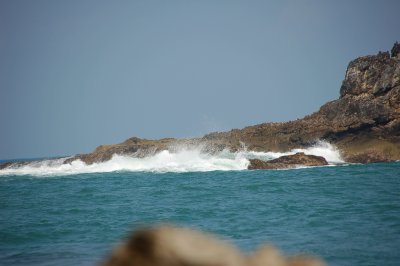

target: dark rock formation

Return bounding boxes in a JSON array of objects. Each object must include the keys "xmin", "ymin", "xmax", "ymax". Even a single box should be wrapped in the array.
[
  {"xmin": 248, "ymin": 153, "xmax": 328, "ymax": 170},
  {"xmin": 0, "ymin": 161, "xmax": 35, "ymax": 170},
  {"xmin": 0, "ymin": 162, "xmax": 14, "ymax": 170},
  {"xmin": 1, "ymin": 43, "xmax": 399, "ymax": 169}
]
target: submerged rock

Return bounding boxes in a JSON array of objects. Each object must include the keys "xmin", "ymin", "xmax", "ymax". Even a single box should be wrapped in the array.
[{"xmin": 248, "ymin": 153, "xmax": 328, "ymax": 170}]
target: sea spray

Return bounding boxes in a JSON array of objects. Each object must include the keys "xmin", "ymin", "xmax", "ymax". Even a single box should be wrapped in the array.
[
  {"xmin": 0, "ymin": 141, "xmax": 343, "ymax": 176},
  {"xmin": 236, "ymin": 141, "xmax": 343, "ymax": 164}
]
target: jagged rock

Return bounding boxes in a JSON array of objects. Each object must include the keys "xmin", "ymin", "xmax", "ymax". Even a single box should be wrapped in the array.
[
  {"xmin": 339, "ymin": 51, "xmax": 397, "ymax": 97},
  {"xmin": 63, "ymin": 138, "xmax": 177, "ymax": 165},
  {"xmin": 0, "ymin": 161, "xmax": 34, "ymax": 170},
  {"xmin": 248, "ymin": 153, "xmax": 328, "ymax": 170},
  {"xmin": 0, "ymin": 162, "xmax": 13, "ymax": 170},
  {"xmin": 391, "ymin": 42, "xmax": 400, "ymax": 58}
]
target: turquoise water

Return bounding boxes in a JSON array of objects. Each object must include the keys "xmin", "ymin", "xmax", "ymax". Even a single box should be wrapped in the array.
[{"xmin": 0, "ymin": 163, "xmax": 399, "ymax": 266}]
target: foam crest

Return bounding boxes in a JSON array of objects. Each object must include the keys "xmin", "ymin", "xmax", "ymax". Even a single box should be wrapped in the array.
[{"xmin": 0, "ymin": 141, "xmax": 343, "ymax": 176}]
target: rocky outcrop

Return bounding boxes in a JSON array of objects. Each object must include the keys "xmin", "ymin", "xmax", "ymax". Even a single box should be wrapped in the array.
[
  {"xmin": 1, "ymin": 43, "xmax": 399, "ymax": 169},
  {"xmin": 248, "ymin": 153, "xmax": 328, "ymax": 170},
  {"xmin": 200, "ymin": 42, "xmax": 400, "ymax": 162},
  {"xmin": 0, "ymin": 161, "xmax": 30, "ymax": 170},
  {"xmin": 63, "ymin": 137, "xmax": 177, "ymax": 165}
]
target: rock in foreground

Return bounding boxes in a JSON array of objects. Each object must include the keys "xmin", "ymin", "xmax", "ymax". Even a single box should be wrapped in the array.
[
  {"xmin": 104, "ymin": 225, "xmax": 325, "ymax": 266},
  {"xmin": 248, "ymin": 153, "xmax": 328, "ymax": 170}
]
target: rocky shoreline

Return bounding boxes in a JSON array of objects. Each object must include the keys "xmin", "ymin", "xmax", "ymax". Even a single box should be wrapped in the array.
[{"xmin": 1, "ymin": 43, "xmax": 399, "ymax": 170}]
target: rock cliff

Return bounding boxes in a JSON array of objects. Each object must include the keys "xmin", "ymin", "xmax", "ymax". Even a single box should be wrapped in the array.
[{"xmin": 198, "ymin": 42, "xmax": 400, "ymax": 163}]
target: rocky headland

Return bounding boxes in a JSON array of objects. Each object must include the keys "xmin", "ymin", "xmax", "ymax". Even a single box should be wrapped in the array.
[{"xmin": 1, "ymin": 43, "xmax": 399, "ymax": 170}]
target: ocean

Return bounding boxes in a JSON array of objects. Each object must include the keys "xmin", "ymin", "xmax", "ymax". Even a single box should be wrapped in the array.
[{"xmin": 0, "ymin": 144, "xmax": 399, "ymax": 266}]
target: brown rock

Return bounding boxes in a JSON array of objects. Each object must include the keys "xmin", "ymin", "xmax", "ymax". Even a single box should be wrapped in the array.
[
  {"xmin": 103, "ymin": 225, "xmax": 325, "ymax": 266},
  {"xmin": 0, "ymin": 160, "xmax": 35, "ymax": 170},
  {"xmin": 63, "ymin": 137, "xmax": 177, "ymax": 165},
  {"xmin": 0, "ymin": 162, "xmax": 14, "ymax": 170},
  {"xmin": 248, "ymin": 153, "xmax": 328, "ymax": 170}
]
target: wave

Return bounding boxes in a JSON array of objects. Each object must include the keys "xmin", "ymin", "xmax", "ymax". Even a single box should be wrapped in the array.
[{"xmin": 0, "ymin": 141, "xmax": 343, "ymax": 176}]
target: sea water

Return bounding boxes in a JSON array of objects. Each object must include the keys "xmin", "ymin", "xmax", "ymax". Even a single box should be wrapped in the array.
[{"xmin": 0, "ymin": 144, "xmax": 399, "ymax": 266}]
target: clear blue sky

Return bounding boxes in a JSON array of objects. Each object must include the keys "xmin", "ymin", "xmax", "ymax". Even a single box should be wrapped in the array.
[{"xmin": 1, "ymin": 0, "xmax": 399, "ymax": 159}]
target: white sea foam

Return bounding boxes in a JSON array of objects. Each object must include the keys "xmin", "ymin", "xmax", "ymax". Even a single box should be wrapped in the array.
[
  {"xmin": 237, "ymin": 141, "xmax": 343, "ymax": 164},
  {"xmin": 0, "ymin": 141, "xmax": 343, "ymax": 176}
]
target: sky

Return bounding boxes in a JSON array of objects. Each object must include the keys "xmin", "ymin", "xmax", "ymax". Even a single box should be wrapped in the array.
[{"xmin": 0, "ymin": 0, "xmax": 399, "ymax": 160}]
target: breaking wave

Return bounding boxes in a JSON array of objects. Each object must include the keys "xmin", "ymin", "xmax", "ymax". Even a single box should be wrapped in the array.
[{"xmin": 0, "ymin": 141, "xmax": 343, "ymax": 176}]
